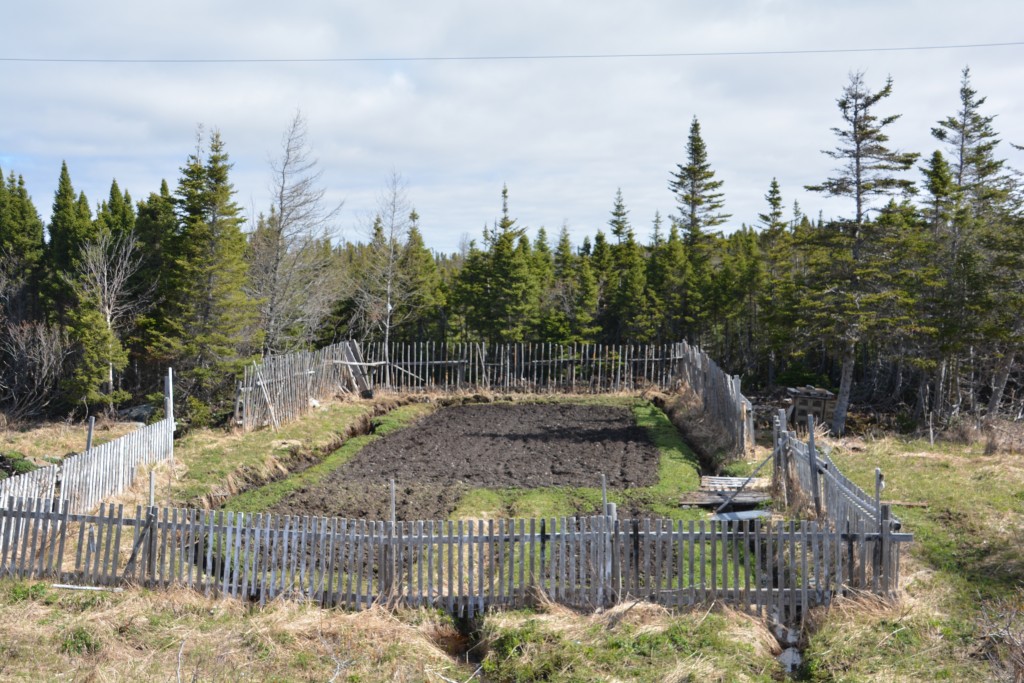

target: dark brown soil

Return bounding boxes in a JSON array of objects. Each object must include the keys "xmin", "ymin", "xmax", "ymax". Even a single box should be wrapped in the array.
[{"xmin": 268, "ymin": 402, "xmax": 661, "ymax": 521}]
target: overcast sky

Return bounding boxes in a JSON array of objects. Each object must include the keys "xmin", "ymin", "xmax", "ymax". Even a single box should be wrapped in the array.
[{"xmin": 3, "ymin": 1, "xmax": 1024, "ymax": 253}]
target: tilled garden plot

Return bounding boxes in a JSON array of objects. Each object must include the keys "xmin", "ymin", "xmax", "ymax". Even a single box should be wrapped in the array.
[{"xmin": 268, "ymin": 402, "xmax": 661, "ymax": 520}]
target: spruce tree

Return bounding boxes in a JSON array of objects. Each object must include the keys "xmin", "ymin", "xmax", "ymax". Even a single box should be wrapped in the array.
[
  {"xmin": 669, "ymin": 117, "xmax": 731, "ymax": 238},
  {"xmin": 605, "ymin": 190, "xmax": 654, "ymax": 343},
  {"xmin": 805, "ymin": 72, "xmax": 918, "ymax": 435},
  {"xmin": 647, "ymin": 221, "xmax": 691, "ymax": 342},
  {"xmin": 46, "ymin": 162, "xmax": 95, "ymax": 318},
  {"xmin": 756, "ymin": 179, "xmax": 798, "ymax": 386},
  {"xmin": 928, "ymin": 67, "xmax": 1015, "ymax": 416},
  {"xmin": 162, "ymin": 129, "xmax": 259, "ymax": 420},
  {"xmin": 453, "ymin": 186, "xmax": 536, "ymax": 342},
  {"xmin": 397, "ymin": 219, "xmax": 444, "ymax": 341}
]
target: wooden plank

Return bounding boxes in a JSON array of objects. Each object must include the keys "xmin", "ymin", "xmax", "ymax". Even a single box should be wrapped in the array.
[
  {"xmin": 355, "ymin": 519, "xmax": 365, "ymax": 610},
  {"xmin": 700, "ymin": 476, "xmax": 771, "ymax": 491},
  {"xmin": 698, "ymin": 520, "xmax": 707, "ymax": 602},
  {"xmin": 679, "ymin": 491, "xmax": 771, "ymax": 507},
  {"xmin": 447, "ymin": 520, "xmax": 455, "ymax": 615}
]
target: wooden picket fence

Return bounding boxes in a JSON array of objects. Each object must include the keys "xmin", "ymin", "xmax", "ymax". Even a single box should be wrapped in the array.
[
  {"xmin": 771, "ymin": 409, "xmax": 906, "ymax": 594},
  {"xmin": 0, "ymin": 369, "xmax": 176, "ymax": 516},
  {"xmin": 59, "ymin": 417, "xmax": 175, "ymax": 514},
  {"xmin": 0, "ymin": 497, "xmax": 909, "ymax": 620},
  {"xmin": 238, "ymin": 340, "xmax": 754, "ymax": 454}
]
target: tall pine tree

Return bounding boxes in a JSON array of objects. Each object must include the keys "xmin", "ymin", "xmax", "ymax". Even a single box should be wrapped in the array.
[{"xmin": 805, "ymin": 72, "xmax": 918, "ymax": 434}]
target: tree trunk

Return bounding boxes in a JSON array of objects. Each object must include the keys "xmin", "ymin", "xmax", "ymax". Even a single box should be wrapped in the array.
[
  {"xmin": 986, "ymin": 350, "xmax": 1015, "ymax": 417},
  {"xmin": 831, "ymin": 340, "xmax": 856, "ymax": 436}
]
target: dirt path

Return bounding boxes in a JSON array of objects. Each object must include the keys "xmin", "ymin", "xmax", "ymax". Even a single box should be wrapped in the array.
[{"xmin": 269, "ymin": 402, "xmax": 661, "ymax": 520}]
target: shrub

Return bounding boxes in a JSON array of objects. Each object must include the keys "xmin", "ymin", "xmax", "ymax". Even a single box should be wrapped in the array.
[{"xmin": 60, "ymin": 625, "xmax": 100, "ymax": 655}]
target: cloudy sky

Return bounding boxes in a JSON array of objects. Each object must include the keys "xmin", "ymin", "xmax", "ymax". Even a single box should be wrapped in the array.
[{"xmin": 3, "ymin": 1, "xmax": 1024, "ymax": 253}]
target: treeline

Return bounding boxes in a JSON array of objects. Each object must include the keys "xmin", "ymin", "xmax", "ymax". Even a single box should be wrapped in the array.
[{"xmin": 1, "ymin": 69, "xmax": 1022, "ymax": 433}]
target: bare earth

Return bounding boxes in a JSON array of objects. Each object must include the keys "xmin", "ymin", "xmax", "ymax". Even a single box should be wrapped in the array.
[{"xmin": 269, "ymin": 402, "xmax": 661, "ymax": 520}]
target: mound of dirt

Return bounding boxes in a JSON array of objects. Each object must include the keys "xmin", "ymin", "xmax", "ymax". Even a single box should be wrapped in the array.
[{"xmin": 270, "ymin": 402, "xmax": 662, "ymax": 520}]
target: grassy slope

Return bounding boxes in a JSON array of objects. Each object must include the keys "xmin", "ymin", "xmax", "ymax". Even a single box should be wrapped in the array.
[
  {"xmin": 171, "ymin": 400, "xmax": 380, "ymax": 504},
  {"xmin": 0, "ymin": 579, "xmax": 787, "ymax": 682},
  {"xmin": 1, "ymin": 420, "xmax": 141, "ymax": 464},
  {"xmin": 799, "ymin": 436, "xmax": 1024, "ymax": 681},
  {"xmin": 5, "ymin": 400, "xmax": 1018, "ymax": 680},
  {"xmin": 224, "ymin": 403, "xmax": 436, "ymax": 512}
]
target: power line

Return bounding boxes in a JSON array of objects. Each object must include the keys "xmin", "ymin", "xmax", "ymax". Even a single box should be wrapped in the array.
[{"xmin": 1, "ymin": 41, "xmax": 1023, "ymax": 64}]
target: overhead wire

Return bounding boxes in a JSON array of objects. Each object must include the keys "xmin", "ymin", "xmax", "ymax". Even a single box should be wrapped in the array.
[{"xmin": 1, "ymin": 41, "xmax": 1022, "ymax": 64}]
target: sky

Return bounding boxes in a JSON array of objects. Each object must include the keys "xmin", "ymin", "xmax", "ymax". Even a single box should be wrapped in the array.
[{"xmin": 3, "ymin": 1, "xmax": 1024, "ymax": 254}]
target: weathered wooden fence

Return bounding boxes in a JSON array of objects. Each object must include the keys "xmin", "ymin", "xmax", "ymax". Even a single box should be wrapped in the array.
[
  {"xmin": 772, "ymin": 410, "xmax": 906, "ymax": 595},
  {"xmin": 0, "ymin": 369, "xmax": 176, "ymax": 516},
  {"xmin": 59, "ymin": 417, "xmax": 175, "ymax": 514},
  {"xmin": 0, "ymin": 497, "xmax": 908, "ymax": 620},
  {"xmin": 237, "ymin": 340, "xmax": 754, "ymax": 453}
]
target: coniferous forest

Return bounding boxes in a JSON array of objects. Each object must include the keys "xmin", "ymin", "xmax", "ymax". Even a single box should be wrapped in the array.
[{"xmin": 2, "ymin": 68, "xmax": 1022, "ymax": 434}]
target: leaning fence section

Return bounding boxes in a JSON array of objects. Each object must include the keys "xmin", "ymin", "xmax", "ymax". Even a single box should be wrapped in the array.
[
  {"xmin": 772, "ymin": 409, "xmax": 906, "ymax": 595},
  {"xmin": 237, "ymin": 340, "xmax": 753, "ymax": 454},
  {"xmin": 0, "ymin": 496, "xmax": 909, "ymax": 619}
]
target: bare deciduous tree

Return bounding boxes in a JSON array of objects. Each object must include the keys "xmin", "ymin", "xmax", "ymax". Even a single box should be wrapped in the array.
[
  {"xmin": 0, "ymin": 257, "xmax": 71, "ymax": 419},
  {"xmin": 248, "ymin": 111, "xmax": 342, "ymax": 355},
  {"xmin": 348, "ymin": 172, "xmax": 425, "ymax": 385}
]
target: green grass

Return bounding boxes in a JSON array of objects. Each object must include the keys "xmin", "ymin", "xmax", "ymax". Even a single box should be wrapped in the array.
[
  {"xmin": 172, "ymin": 401, "xmax": 379, "ymax": 504},
  {"xmin": 479, "ymin": 606, "xmax": 779, "ymax": 681},
  {"xmin": 450, "ymin": 397, "xmax": 704, "ymax": 521},
  {"xmin": 798, "ymin": 436, "xmax": 1024, "ymax": 681},
  {"xmin": 222, "ymin": 403, "xmax": 435, "ymax": 512}
]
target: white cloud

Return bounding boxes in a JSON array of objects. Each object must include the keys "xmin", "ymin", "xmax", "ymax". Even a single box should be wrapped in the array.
[{"xmin": 2, "ymin": 1, "xmax": 1023, "ymax": 252}]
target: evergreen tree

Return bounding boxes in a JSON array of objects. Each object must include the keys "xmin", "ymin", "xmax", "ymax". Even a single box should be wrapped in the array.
[
  {"xmin": 0, "ymin": 170, "xmax": 45, "ymax": 276},
  {"xmin": 45, "ymin": 162, "xmax": 95, "ymax": 318},
  {"xmin": 161, "ymin": 129, "xmax": 259, "ymax": 420},
  {"xmin": 453, "ymin": 186, "xmax": 536, "ymax": 342},
  {"xmin": 647, "ymin": 221, "xmax": 691, "ymax": 342},
  {"xmin": 0, "ymin": 170, "xmax": 45, "ymax": 321},
  {"xmin": 605, "ymin": 190, "xmax": 654, "ymax": 342},
  {"xmin": 805, "ymin": 72, "xmax": 918, "ymax": 434},
  {"xmin": 758, "ymin": 178, "xmax": 787, "ymax": 233},
  {"xmin": 667, "ymin": 118, "xmax": 729, "ymax": 345},
  {"xmin": 669, "ymin": 117, "xmax": 731, "ymax": 237},
  {"xmin": 928, "ymin": 67, "xmax": 1015, "ymax": 416},
  {"xmin": 397, "ymin": 218, "xmax": 444, "ymax": 341},
  {"xmin": 94, "ymin": 180, "xmax": 135, "ymax": 240}
]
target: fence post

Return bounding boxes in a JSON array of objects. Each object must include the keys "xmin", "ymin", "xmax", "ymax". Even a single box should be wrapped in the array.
[
  {"xmin": 599, "ymin": 472, "xmax": 619, "ymax": 605},
  {"xmin": 879, "ymin": 504, "xmax": 892, "ymax": 595},
  {"xmin": 384, "ymin": 520, "xmax": 394, "ymax": 602},
  {"xmin": 874, "ymin": 468, "xmax": 884, "ymax": 525},
  {"xmin": 776, "ymin": 408, "xmax": 789, "ymax": 508},
  {"xmin": 807, "ymin": 415, "xmax": 822, "ymax": 518},
  {"xmin": 86, "ymin": 416, "xmax": 95, "ymax": 453}
]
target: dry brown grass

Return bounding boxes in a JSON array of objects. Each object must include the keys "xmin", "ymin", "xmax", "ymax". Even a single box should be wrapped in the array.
[
  {"xmin": 0, "ymin": 581, "xmax": 470, "ymax": 682},
  {"xmin": 480, "ymin": 593, "xmax": 781, "ymax": 681},
  {"xmin": 0, "ymin": 418, "xmax": 141, "ymax": 464}
]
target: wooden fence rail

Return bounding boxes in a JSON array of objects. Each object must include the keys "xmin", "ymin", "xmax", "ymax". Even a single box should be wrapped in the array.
[
  {"xmin": 238, "ymin": 340, "xmax": 754, "ymax": 454},
  {"xmin": 0, "ymin": 497, "xmax": 908, "ymax": 619}
]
